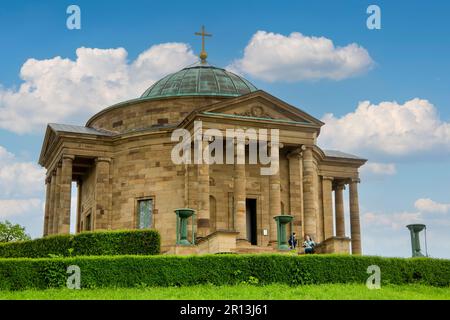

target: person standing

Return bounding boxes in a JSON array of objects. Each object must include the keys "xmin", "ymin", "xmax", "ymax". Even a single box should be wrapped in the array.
[{"xmin": 288, "ymin": 232, "xmax": 297, "ymax": 249}]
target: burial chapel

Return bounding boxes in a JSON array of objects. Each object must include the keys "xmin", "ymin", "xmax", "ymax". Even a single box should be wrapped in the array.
[{"xmin": 39, "ymin": 28, "xmax": 366, "ymax": 254}]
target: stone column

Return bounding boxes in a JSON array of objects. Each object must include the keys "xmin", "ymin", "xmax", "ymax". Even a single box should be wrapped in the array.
[
  {"xmin": 53, "ymin": 163, "xmax": 62, "ymax": 234},
  {"xmin": 43, "ymin": 176, "xmax": 51, "ymax": 237},
  {"xmin": 76, "ymin": 181, "xmax": 82, "ymax": 233},
  {"xmin": 58, "ymin": 155, "xmax": 74, "ymax": 234},
  {"xmin": 322, "ymin": 176, "xmax": 334, "ymax": 239},
  {"xmin": 287, "ymin": 148, "xmax": 303, "ymax": 236},
  {"xmin": 94, "ymin": 157, "xmax": 112, "ymax": 230},
  {"xmin": 302, "ymin": 147, "xmax": 317, "ymax": 239},
  {"xmin": 349, "ymin": 178, "xmax": 362, "ymax": 255},
  {"xmin": 335, "ymin": 181, "xmax": 346, "ymax": 237},
  {"xmin": 197, "ymin": 140, "xmax": 210, "ymax": 238},
  {"xmin": 316, "ymin": 171, "xmax": 324, "ymax": 242},
  {"xmin": 184, "ymin": 163, "xmax": 189, "ymax": 208},
  {"xmin": 234, "ymin": 141, "xmax": 247, "ymax": 243},
  {"xmin": 269, "ymin": 146, "xmax": 281, "ymax": 245},
  {"xmin": 48, "ymin": 171, "xmax": 56, "ymax": 235},
  {"xmin": 185, "ymin": 160, "xmax": 196, "ymax": 241}
]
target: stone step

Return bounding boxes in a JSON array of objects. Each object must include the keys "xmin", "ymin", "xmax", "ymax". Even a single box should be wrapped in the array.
[{"xmin": 232, "ymin": 246, "xmax": 276, "ymax": 254}]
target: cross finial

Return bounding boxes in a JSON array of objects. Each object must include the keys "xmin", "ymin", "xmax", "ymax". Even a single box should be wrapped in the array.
[{"xmin": 195, "ymin": 25, "xmax": 212, "ymax": 64}]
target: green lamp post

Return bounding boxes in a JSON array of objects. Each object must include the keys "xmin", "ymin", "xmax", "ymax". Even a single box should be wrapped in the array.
[
  {"xmin": 273, "ymin": 215, "xmax": 294, "ymax": 250},
  {"xmin": 406, "ymin": 224, "xmax": 427, "ymax": 257},
  {"xmin": 175, "ymin": 208, "xmax": 196, "ymax": 245}
]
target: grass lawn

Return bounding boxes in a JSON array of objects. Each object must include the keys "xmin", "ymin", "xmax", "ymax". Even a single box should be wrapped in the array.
[{"xmin": 1, "ymin": 283, "xmax": 449, "ymax": 300}]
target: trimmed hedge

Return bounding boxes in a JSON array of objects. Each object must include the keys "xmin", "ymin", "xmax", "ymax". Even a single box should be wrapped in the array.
[
  {"xmin": 0, "ymin": 254, "xmax": 449, "ymax": 290},
  {"xmin": 0, "ymin": 230, "xmax": 160, "ymax": 258}
]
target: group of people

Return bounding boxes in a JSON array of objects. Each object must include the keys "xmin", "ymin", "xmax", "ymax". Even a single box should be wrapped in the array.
[{"xmin": 288, "ymin": 233, "xmax": 316, "ymax": 254}]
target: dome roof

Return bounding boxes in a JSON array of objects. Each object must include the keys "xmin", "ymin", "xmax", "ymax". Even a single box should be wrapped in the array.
[{"xmin": 141, "ymin": 63, "xmax": 258, "ymax": 99}]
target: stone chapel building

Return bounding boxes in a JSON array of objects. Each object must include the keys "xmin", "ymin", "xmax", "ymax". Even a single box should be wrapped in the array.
[{"xmin": 39, "ymin": 34, "xmax": 366, "ymax": 255}]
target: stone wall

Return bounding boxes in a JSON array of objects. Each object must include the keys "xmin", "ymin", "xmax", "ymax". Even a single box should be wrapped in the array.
[
  {"xmin": 111, "ymin": 136, "xmax": 185, "ymax": 246},
  {"xmin": 87, "ymin": 96, "xmax": 227, "ymax": 133},
  {"xmin": 76, "ymin": 134, "xmax": 295, "ymax": 248}
]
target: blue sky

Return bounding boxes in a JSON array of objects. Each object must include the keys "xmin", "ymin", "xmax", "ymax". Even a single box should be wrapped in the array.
[{"xmin": 0, "ymin": 0, "xmax": 449, "ymax": 258}]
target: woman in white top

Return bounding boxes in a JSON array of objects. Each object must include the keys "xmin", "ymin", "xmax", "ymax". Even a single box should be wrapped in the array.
[{"xmin": 303, "ymin": 234, "xmax": 316, "ymax": 254}]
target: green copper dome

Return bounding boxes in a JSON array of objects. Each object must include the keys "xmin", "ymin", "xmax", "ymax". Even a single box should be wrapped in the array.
[{"xmin": 141, "ymin": 63, "xmax": 258, "ymax": 99}]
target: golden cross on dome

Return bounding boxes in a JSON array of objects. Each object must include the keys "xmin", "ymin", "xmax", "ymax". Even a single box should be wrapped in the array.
[{"xmin": 195, "ymin": 25, "xmax": 212, "ymax": 64}]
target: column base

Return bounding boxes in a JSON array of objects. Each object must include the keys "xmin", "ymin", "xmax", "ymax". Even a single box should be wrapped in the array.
[
  {"xmin": 58, "ymin": 225, "xmax": 70, "ymax": 234},
  {"xmin": 236, "ymin": 239, "xmax": 251, "ymax": 247},
  {"xmin": 315, "ymin": 236, "xmax": 351, "ymax": 254},
  {"xmin": 268, "ymin": 240, "xmax": 278, "ymax": 247}
]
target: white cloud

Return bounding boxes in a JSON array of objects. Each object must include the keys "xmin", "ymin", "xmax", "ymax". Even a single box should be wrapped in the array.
[
  {"xmin": 362, "ymin": 205, "xmax": 450, "ymax": 258},
  {"xmin": 0, "ymin": 146, "xmax": 14, "ymax": 164},
  {"xmin": 363, "ymin": 211, "xmax": 422, "ymax": 230},
  {"xmin": 0, "ymin": 43, "xmax": 197, "ymax": 134},
  {"xmin": 363, "ymin": 198, "xmax": 450, "ymax": 232},
  {"xmin": 228, "ymin": 31, "xmax": 373, "ymax": 82},
  {"xmin": 415, "ymin": 198, "xmax": 450, "ymax": 213},
  {"xmin": 0, "ymin": 146, "xmax": 45, "ymax": 236},
  {"xmin": 361, "ymin": 162, "xmax": 396, "ymax": 175},
  {"xmin": 362, "ymin": 198, "xmax": 450, "ymax": 230},
  {"xmin": 0, "ymin": 198, "xmax": 42, "ymax": 218},
  {"xmin": 0, "ymin": 146, "xmax": 45, "ymax": 197},
  {"xmin": 319, "ymin": 98, "xmax": 450, "ymax": 157}
]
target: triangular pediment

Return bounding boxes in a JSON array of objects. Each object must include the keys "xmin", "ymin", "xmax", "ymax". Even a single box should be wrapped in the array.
[
  {"xmin": 193, "ymin": 90, "xmax": 324, "ymax": 126},
  {"xmin": 216, "ymin": 101, "xmax": 294, "ymax": 121},
  {"xmin": 38, "ymin": 125, "xmax": 58, "ymax": 167}
]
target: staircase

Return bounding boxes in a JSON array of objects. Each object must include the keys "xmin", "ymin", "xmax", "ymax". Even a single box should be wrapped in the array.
[{"xmin": 232, "ymin": 246, "xmax": 292, "ymax": 254}]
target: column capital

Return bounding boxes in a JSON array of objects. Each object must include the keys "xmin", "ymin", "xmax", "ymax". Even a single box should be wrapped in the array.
[
  {"xmin": 302, "ymin": 146, "xmax": 314, "ymax": 162},
  {"xmin": 265, "ymin": 142, "xmax": 283, "ymax": 149},
  {"xmin": 334, "ymin": 180, "xmax": 346, "ymax": 190},
  {"xmin": 96, "ymin": 157, "xmax": 111, "ymax": 164},
  {"xmin": 350, "ymin": 178, "xmax": 361, "ymax": 184},
  {"xmin": 287, "ymin": 147, "xmax": 303, "ymax": 160},
  {"xmin": 62, "ymin": 154, "xmax": 75, "ymax": 161},
  {"xmin": 322, "ymin": 176, "xmax": 334, "ymax": 182}
]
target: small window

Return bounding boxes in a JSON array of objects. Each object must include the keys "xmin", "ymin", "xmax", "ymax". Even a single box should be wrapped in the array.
[
  {"xmin": 137, "ymin": 198, "xmax": 153, "ymax": 229},
  {"xmin": 85, "ymin": 212, "xmax": 92, "ymax": 231}
]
